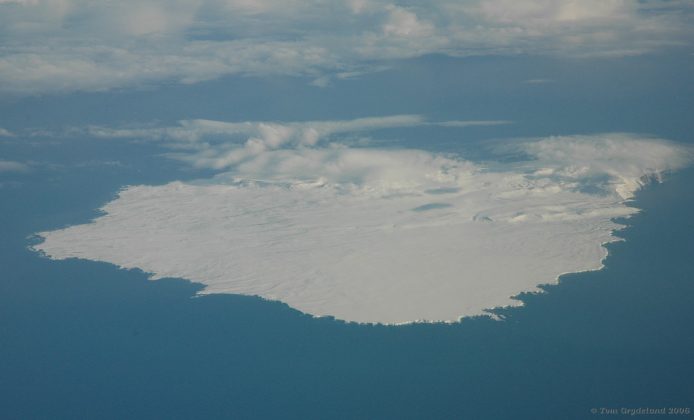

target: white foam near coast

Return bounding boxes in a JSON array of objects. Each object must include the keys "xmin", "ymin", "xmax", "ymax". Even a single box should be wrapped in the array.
[{"xmin": 35, "ymin": 127, "xmax": 691, "ymax": 324}]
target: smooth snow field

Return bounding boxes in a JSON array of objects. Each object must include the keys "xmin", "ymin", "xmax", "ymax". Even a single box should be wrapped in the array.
[{"xmin": 35, "ymin": 119, "xmax": 692, "ymax": 324}]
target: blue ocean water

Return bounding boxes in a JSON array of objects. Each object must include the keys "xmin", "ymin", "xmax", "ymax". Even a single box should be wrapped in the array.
[{"xmin": 1, "ymin": 137, "xmax": 693, "ymax": 419}]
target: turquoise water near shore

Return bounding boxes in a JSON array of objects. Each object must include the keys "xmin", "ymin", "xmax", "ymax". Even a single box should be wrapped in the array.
[{"xmin": 1, "ymin": 148, "xmax": 692, "ymax": 419}]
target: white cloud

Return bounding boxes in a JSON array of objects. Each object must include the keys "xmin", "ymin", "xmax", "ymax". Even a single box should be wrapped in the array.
[
  {"xmin": 434, "ymin": 120, "xmax": 511, "ymax": 128},
  {"xmin": 85, "ymin": 114, "xmax": 427, "ymax": 142},
  {"xmin": 517, "ymin": 135, "xmax": 692, "ymax": 199},
  {"xmin": 80, "ymin": 115, "xmax": 509, "ymax": 170},
  {"xmin": 0, "ymin": 127, "xmax": 15, "ymax": 137},
  {"xmin": 79, "ymin": 119, "xmax": 687, "ymax": 202},
  {"xmin": 33, "ymin": 116, "xmax": 693, "ymax": 323},
  {"xmin": 0, "ymin": 0, "xmax": 691, "ymax": 95},
  {"xmin": 0, "ymin": 160, "xmax": 29, "ymax": 172},
  {"xmin": 382, "ymin": 5, "xmax": 434, "ymax": 38},
  {"xmin": 523, "ymin": 78, "xmax": 554, "ymax": 84}
]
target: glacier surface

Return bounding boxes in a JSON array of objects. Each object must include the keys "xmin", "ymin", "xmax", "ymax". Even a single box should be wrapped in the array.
[{"xmin": 35, "ymin": 122, "xmax": 692, "ymax": 324}]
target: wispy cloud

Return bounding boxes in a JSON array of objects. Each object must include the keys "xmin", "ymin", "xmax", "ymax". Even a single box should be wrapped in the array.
[
  {"xmin": 79, "ymin": 115, "xmax": 510, "ymax": 169},
  {"xmin": 0, "ymin": 160, "xmax": 29, "ymax": 172},
  {"xmin": 1, "ymin": 0, "xmax": 691, "ymax": 95},
  {"xmin": 76, "ymin": 115, "xmax": 692, "ymax": 201},
  {"xmin": 523, "ymin": 79, "xmax": 554, "ymax": 85}
]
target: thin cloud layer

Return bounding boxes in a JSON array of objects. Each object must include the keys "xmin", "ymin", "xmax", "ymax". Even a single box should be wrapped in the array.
[
  {"xmin": 82, "ymin": 115, "xmax": 510, "ymax": 170},
  {"xmin": 0, "ymin": 160, "xmax": 29, "ymax": 172},
  {"xmin": 1, "ymin": 0, "xmax": 691, "ymax": 95},
  {"xmin": 0, "ymin": 128, "xmax": 15, "ymax": 137}
]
